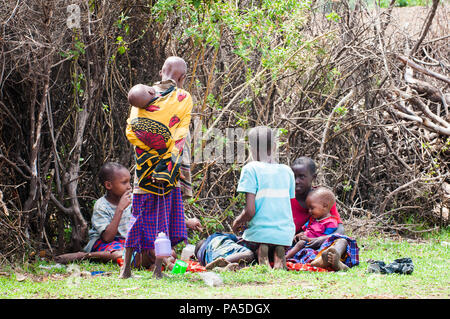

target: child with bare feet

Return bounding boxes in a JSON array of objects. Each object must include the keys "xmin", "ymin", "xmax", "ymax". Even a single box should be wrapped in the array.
[
  {"xmin": 286, "ymin": 187, "xmax": 360, "ymax": 271},
  {"xmin": 290, "ymin": 157, "xmax": 344, "ymax": 249},
  {"xmin": 310, "ymin": 236, "xmax": 351, "ymax": 271},
  {"xmin": 285, "ymin": 186, "xmax": 339, "ymax": 260},
  {"xmin": 55, "ymin": 162, "xmax": 135, "ymax": 266},
  {"xmin": 54, "ymin": 161, "xmax": 202, "ymax": 268},
  {"xmin": 194, "ymin": 233, "xmax": 254, "ymax": 271},
  {"xmin": 232, "ymin": 126, "xmax": 296, "ymax": 270}
]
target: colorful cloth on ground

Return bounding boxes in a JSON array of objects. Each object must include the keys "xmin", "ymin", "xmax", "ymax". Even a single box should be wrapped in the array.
[
  {"xmin": 286, "ymin": 261, "xmax": 329, "ymax": 272},
  {"xmin": 237, "ymin": 161, "xmax": 296, "ymax": 247},
  {"xmin": 291, "ymin": 195, "xmax": 342, "ymax": 234},
  {"xmin": 302, "ymin": 215, "xmax": 339, "ymax": 238},
  {"xmin": 196, "ymin": 232, "xmax": 252, "ymax": 266},
  {"xmin": 288, "ymin": 234, "xmax": 359, "ymax": 268},
  {"xmin": 125, "ymin": 187, "xmax": 187, "ymax": 252},
  {"xmin": 92, "ymin": 236, "xmax": 126, "ymax": 252},
  {"xmin": 186, "ymin": 260, "xmax": 207, "ymax": 273},
  {"xmin": 83, "ymin": 195, "xmax": 132, "ymax": 252},
  {"xmin": 126, "ymin": 80, "xmax": 193, "ymax": 195}
]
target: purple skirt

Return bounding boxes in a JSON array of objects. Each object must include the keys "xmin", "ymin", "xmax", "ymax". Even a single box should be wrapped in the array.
[{"xmin": 125, "ymin": 188, "xmax": 187, "ymax": 252}]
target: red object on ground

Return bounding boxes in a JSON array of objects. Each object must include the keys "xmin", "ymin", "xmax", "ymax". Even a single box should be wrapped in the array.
[
  {"xmin": 186, "ymin": 260, "xmax": 206, "ymax": 273},
  {"xmin": 286, "ymin": 261, "xmax": 330, "ymax": 272}
]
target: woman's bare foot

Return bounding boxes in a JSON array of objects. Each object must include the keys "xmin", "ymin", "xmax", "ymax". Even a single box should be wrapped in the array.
[
  {"xmin": 118, "ymin": 265, "xmax": 132, "ymax": 279},
  {"xmin": 257, "ymin": 244, "xmax": 270, "ymax": 267},
  {"xmin": 206, "ymin": 257, "xmax": 229, "ymax": 270},
  {"xmin": 310, "ymin": 252, "xmax": 329, "ymax": 269},
  {"xmin": 324, "ymin": 247, "xmax": 349, "ymax": 271},
  {"xmin": 313, "ymin": 238, "xmax": 349, "ymax": 271},
  {"xmin": 273, "ymin": 246, "xmax": 286, "ymax": 270},
  {"xmin": 54, "ymin": 252, "xmax": 87, "ymax": 264},
  {"xmin": 153, "ymin": 270, "xmax": 168, "ymax": 279},
  {"xmin": 153, "ymin": 258, "xmax": 168, "ymax": 279}
]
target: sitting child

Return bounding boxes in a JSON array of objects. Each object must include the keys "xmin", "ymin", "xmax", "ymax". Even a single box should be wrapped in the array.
[
  {"xmin": 286, "ymin": 186, "xmax": 359, "ymax": 271},
  {"xmin": 286, "ymin": 186, "xmax": 339, "ymax": 260},
  {"xmin": 232, "ymin": 126, "xmax": 296, "ymax": 269},
  {"xmin": 55, "ymin": 162, "xmax": 137, "ymax": 265},
  {"xmin": 195, "ymin": 232, "xmax": 255, "ymax": 271},
  {"xmin": 290, "ymin": 156, "xmax": 344, "ymax": 249},
  {"xmin": 54, "ymin": 161, "xmax": 202, "ymax": 267}
]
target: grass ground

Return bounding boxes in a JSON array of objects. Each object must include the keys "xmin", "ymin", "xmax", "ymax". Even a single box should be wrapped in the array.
[{"xmin": 0, "ymin": 231, "xmax": 448, "ymax": 299}]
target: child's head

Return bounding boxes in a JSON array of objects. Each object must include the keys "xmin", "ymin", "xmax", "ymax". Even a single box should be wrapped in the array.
[
  {"xmin": 160, "ymin": 56, "xmax": 187, "ymax": 88},
  {"xmin": 98, "ymin": 162, "xmax": 131, "ymax": 198},
  {"xmin": 194, "ymin": 239, "xmax": 206, "ymax": 260},
  {"xmin": 128, "ymin": 84, "xmax": 156, "ymax": 109},
  {"xmin": 291, "ymin": 157, "xmax": 316, "ymax": 197},
  {"xmin": 305, "ymin": 186, "xmax": 335, "ymax": 220},
  {"xmin": 248, "ymin": 126, "xmax": 277, "ymax": 162}
]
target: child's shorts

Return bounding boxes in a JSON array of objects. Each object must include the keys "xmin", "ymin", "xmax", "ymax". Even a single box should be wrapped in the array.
[
  {"xmin": 204, "ymin": 234, "xmax": 252, "ymax": 265},
  {"xmin": 92, "ymin": 236, "xmax": 125, "ymax": 252}
]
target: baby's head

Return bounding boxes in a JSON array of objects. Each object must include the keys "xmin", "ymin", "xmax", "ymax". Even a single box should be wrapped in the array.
[
  {"xmin": 160, "ymin": 56, "xmax": 187, "ymax": 88},
  {"xmin": 248, "ymin": 126, "xmax": 277, "ymax": 162},
  {"xmin": 305, "ymin": 186, "xmax": 335, "ymax": 220},
  {"xmin": 128, "ymin": 84, "xmax": 156, "ymax": 109},
  {"xmin": 98, "ymin": 162, "xmax": 131, "ymax": 198}
]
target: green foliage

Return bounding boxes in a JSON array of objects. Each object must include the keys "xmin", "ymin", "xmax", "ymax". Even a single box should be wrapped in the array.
[
  {"xmin": 376, "ymin": 0, "xmax": 434, "ymax": 8},
  {"xmin": 325, "ymin": 11, "xmax": 341, "ymax": 22},
  {"xmin": 151, "ymin": 0, "xmax": 318, "ymax": 76}
]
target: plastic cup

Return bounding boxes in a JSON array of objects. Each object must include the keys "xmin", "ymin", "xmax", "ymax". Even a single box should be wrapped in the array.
[
  {"xmin": 171, "ymin": 260, "xmax": 188, "ymax": 274},
  {"xmin": 181, "ymin": 244, "xmax": 195, "ymax": 261}
]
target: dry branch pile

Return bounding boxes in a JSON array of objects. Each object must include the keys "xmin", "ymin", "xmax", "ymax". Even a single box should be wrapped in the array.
[{"xmin": 0, "ymin": 0, "xmax": 448, "ymax": 263}]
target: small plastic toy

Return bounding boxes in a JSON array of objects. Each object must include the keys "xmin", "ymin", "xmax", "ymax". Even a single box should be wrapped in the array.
[{"xmin": 171, "ymin": 260, "xmax": 188, "ymax": 274}]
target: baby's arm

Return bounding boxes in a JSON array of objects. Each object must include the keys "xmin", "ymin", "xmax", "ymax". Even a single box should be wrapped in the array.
[
  {"xmin": 285, "ymin": 240, "xmax": 307, "ymax": 259},
  {"xmin": 232, "ymin": 193, "xmax": 256, "ymax": 233},
  {"xmin": 306, "ymin": 222, "xmax": 344, "ymax": 249},
  {"xmin": 294, "ymin": 231, "xmax": 310, "ymax": 243},
  {"xmin": 128, "ymin": 84, "xmax": 156, "ymax": 108}
]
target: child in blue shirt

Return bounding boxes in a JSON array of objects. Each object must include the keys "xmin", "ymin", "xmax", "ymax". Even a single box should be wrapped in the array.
[{"xmin": 232, "ymin": 126, "xmax": 296, "ymax": 269}]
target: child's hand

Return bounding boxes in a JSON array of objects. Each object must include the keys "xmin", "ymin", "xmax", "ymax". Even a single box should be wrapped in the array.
[
  {"xmin": 294, "ymin": 232, "xmax": 309, "ymax": 242},
  {"xmin": 117, "ymin": 190, "xmax": 132, "ymax": 212},
  {"xmin": 305, "ymin": 236, "xmax": 327, "ymax": 249},
  {"xmin": 232, "ymin": 219, "xmax": 245, "ymax": 234},
  {"xmin": 186, "ymin": 218, "xmax": 203, "ymax": 232}
]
